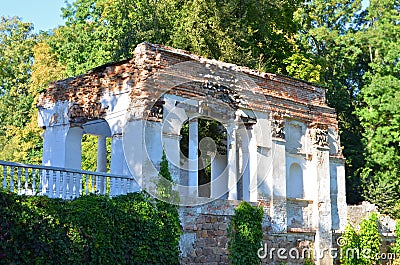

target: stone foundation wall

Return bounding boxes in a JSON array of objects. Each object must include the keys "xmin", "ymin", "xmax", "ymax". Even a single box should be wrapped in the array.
[
  {"xmin": 179, "ymin": 200, "xmax": 239, "ymax": 265},
  {"xmin": 347, "ymin": 202, "xmax": 396, "ymax": 234},
  {"xmin": 180, "ymin": 213, "xmax": 232, "ymax": 265},
  {"xmin": 259, "ymin": 233, "xmax": 315, "ymax": 265},
  {"xmin": 179, "ymin": 200, "xmax": 400, "ymax": 265}
]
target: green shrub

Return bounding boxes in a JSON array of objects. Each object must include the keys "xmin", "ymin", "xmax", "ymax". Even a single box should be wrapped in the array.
[
  {"xmin": 391, "ymin": 220, "xmax": 400, "ymax": 264},
  {"xmin": 340, "ymin": 212, "xmax": 381, "ymax": 265},
  {"xmin": 0, "ymin": 191, "xmax": 181, "ymax": 265},
  {"xmin": 228, "ymin": 201, "xmax": 263, "ymax": 265}
]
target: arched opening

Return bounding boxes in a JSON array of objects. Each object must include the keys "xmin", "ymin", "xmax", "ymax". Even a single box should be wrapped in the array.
[
  {"xmin": 81, "ymin": 120, "xmax": 112, "ymax": 173},
  {"xmin": 287, "ymin": 163, "xmax": 303, "ymax": 199},
  {"xmin": 180, "ymin": 117, "xmax": 227, "ymax": 198},
  {"xmin": 81, "ymin": 135, "xmax": 112, "ymax": 172},
  {"xmin": 65, "ymin": 126, "xmax": 84, "ymax": 169}
]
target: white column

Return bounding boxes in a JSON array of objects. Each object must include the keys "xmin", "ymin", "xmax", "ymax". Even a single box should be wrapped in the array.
[
  {"xmin": 97, "ymin": 135, "xmax": 107, "ymax": 173},
  {"xmin": 42, "ymin": 125, "xmax": 69, "ymax": 167},
  {"xmin": 314, "ymin": 147, "xmax": 333, "ymax": 265},
  {"xmin": 188, "ymin": 117, "xmax": 198, "ymax": 197},
  {"xmin": 248, "ymin": 128, "xmax": 258, "ymax": 202},
  {"xmin": 42, "ymin": 124, "xmax": 83, "ymax": 198},
  {"xmin": 65, "ymin": 126, "xmax": 83, "ymax": 199},
  {"xmin": 238, "ymin": 125, "xmax": 249, "ymax": 201},
  {"xmin": 110, "ymin": 134, "xmax": 132, "ymax": 175},
  {"xmin": 124, "ymin": 119, "xmax": 144, "ymax": 189},
  {"xmin": 335, "ymin": 158, "xmax": 347, "ymax": 231},
  {"xmin": 271, "ymin": 139, "xmax": 287, "ymax": 233},
  {"xmin": 239, "ymin": 125, "xmax": 258, "ymax": 202},
  {"xmin": 110, "ymin": 133, "xmax": 140, "ymax": 195},
  {"xmin": 96, "ymin": 135, "xmax": 107, "ymax": 195},
  {"xmin": 162, "ymin": 133, "xmax": 181, "ymax": 184},
  {"xmin": 210, "ymin": 154, "xmax": 228, "ymax": 199},
  {"xmin": 227, "ymin": 123, "xmax": 238, "ymax": 200},
  {"xmin": 110, "ymin": 134, "xmax": 124, "ymax": 174}
]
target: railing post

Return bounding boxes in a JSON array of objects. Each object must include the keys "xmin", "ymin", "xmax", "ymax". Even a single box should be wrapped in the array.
[
  {"xmin": 65, "ymin": 171, "xmax": 70, "ymax": 198},
  {"xmin": 32, "ymin": 169, "xmax": 37, "ymax": 194},
  {"xmin": 45, "ymin": 170, "xmax": 50, "ymax": 196},
  {"xmin": 85, "ymin": 174, "xmax": 89, "ymax": 195},
  {"xmin": 59, "ymin": 171, "xmax": 64, "ymax": 198},
  {"xmin": 10, "ymin": 166, "xmax": 15, "ymax": 192},
  {"xmin": 17, "ymin": 167, "xmax": 22, "ymax": 194},
  {"xmin": 72, "ymin": 173, "xmax": 77, "ymax": 198},
  {"xmin": 53, "ymin": 171, "xmax": 59, "ymax": 198},
  {"xmin": 39, "ymin": 169, "xmax": 44, "ymax": 194},
  {"xmin": 2, "ymin": 165, "xmax": 7, "ymax": 190},
  {"xmin": 24, "ymin": 168, "xmax": 29, "ymax": 195},
  {"xmin": 0, "ymin": 160, "xmax": 134, "ymax": 199}
]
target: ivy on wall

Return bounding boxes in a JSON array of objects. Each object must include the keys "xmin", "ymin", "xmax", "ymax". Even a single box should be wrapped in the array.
[
  {"xmin": 228, "ymin": 201, "xmax": 263, "ymax": 265},
  {"xmin": 0, "ymin": 191, "xmax": 181, "ymax": 265}
]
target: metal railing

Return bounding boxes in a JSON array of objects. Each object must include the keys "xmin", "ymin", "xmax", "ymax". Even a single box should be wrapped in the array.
[{"xmin": 0, "ymin": 160, "xmax": 137, "ymax": 199}]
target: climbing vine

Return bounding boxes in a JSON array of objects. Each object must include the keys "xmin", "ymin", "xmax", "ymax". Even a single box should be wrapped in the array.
[
  {"xmin": 0, "ymin": 191, "xmax": 181, "ymax": 264},
  {"xmin": 228, "ymin": 201, "xmax": 263, "ymax": 265}
]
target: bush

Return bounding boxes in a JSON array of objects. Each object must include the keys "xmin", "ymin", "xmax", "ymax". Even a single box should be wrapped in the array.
[
  {"xmin": 0, "ymin": 191, "xmax": 181, "ymax": 265},
  {"xmin": 340, "ymin": 213, "xmax": 381, "ymax": 265},
  {"xmin": 228, "ymin": 201, "xmax": 263, "ymax": 265}
]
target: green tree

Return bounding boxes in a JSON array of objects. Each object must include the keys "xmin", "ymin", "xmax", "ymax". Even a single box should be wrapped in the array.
[
  {"xmin": 173, "ymin": 0, "xmax": 301, "ymax": 73},
  {"xmin": 356, "ymin": 0, "xmax": 400, "ymax": 215},
  {"xmin": 49, "ymin": 0, "xmax": 302, "ymax": 76},
  {"xmin": 0, "ymin": 17, "xmax": 36, "ymax": 133},
  {"xmin": 290, "ymin": 0, "xmax": 369, "ymax": 204},
  {"xmin": 0, "ymin": 17, "xmax": 41, "ymax": 164},
  {"xmin": 49, "ymin": 0, "xmax": 178, "ymax": 76},
  {"xmin": 154, "ymin": 151, "xmax": 181, "ymax": 264}
]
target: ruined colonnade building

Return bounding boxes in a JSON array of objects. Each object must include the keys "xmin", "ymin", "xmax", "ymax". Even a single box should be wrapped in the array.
[{"xmin": 37, "ymin": 43, "xmax": 346, "ymax": 264}]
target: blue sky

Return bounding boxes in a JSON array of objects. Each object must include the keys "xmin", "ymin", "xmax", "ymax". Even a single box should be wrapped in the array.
[{"xmin": 0, "ymin": 0, "xmax": 66, "ymax": 32}]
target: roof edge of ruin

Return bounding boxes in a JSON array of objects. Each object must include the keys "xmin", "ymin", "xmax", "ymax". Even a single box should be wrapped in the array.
[
  {"xmin": 47, "ymin": 42, "xmax": 327, "ymax": 92},
  {"xmin": 137, "ymin": 42, "xmax": 327, "ymax": 91}
]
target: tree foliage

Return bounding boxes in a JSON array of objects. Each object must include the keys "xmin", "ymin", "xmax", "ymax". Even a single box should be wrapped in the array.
[
  {"xmin": 0, "ymin": 17, "xmax": 42, "ymax": 164},
  {"xmin": 355, "ymin": 0, "xmax": 400, "ymax": 215},
  {"xmin": 172, "ymin": 0, "xmax": 301, "ymax": 73}
]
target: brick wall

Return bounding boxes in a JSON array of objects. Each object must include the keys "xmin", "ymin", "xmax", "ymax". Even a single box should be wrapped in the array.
[{"xmin": 38, "ymin": 42, "xmax": 340, "ymax": 136}]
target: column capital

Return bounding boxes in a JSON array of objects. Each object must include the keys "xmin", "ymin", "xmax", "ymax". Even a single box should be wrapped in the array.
[
  {"xmin": 271, "ymin": 118, "xmax": 285, "ymax": 141},
  {"xmin": 309, "ymin": 125, "xmax": 329, "ymax": 148}
]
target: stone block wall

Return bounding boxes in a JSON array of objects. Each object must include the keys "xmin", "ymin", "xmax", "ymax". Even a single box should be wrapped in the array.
[
  {"xmin": 180, "ymin": 214, "xmax": 232, "ymax": 265},
  {"xmin": 179, "ymin": 199, "xmax": 317, "ymax": 265},
  {"xmin": 179, "ymin": 200, "xmax": 238, "ymax": 265},
  {"xmin": 260, "ymin": 233, "xmax": 315, "ymax": 265}
]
